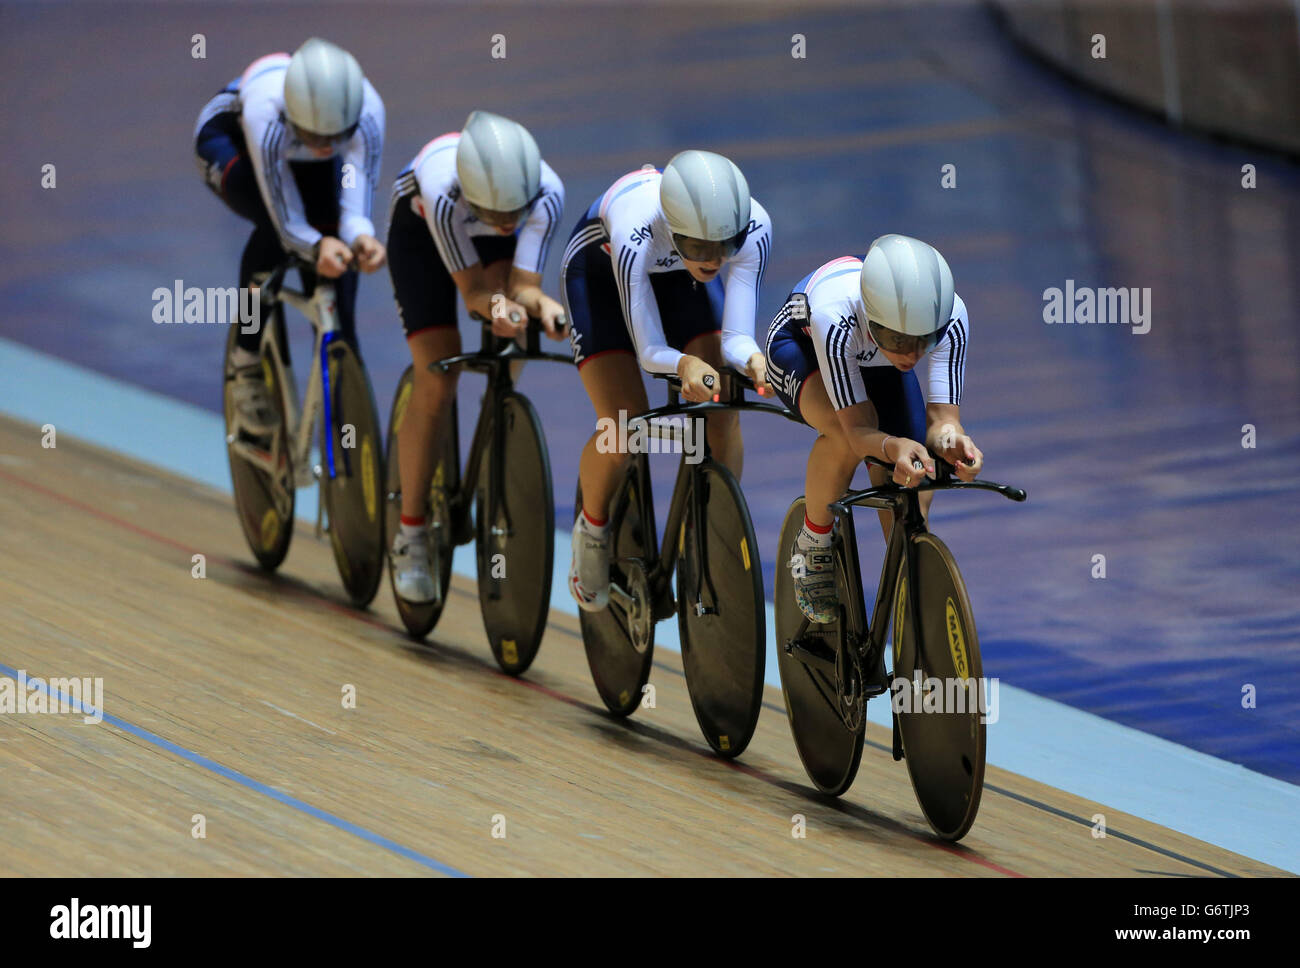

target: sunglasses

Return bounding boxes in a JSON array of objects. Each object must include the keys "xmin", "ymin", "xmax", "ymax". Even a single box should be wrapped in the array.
[
  {"xmin": 468, "ymin": 191, "xmax": 542, "ymax": 228},
  {"xmin": 671, "ymin": 228, "xmax": 748, "ymax": 264},
  {"xmin": 292, "ymin": 123, "xmax": 358, "ymax": 151},
  {"xmin": 867, "ymin": 317, "xmax": 954, "ymax": 355}
]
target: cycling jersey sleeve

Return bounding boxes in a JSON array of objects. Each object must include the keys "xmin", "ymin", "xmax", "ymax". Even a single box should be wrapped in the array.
[
  {"xmin": 336, "ymin": 83, "xmax": 385, "ymax": 246},
  {"xmin": 810, "ymin": 307, "xmax": 868, "ymax": 412},
  {"xmin": 513, "ymin": 165, "xmax": 564, "ymax": 275},
  {"xmin": 241, "ymin": 104, "xmax": 320, "ymax": 261},
  {"xmin": 607, "ymin": 208, "xmax": 681, "ymax": 375},
  {"xmin": 926, "ymin": 293, "xmax": 968, "ymax": 406},
  {"xmin": 718, "ymin": 199, "xmax": 771, "ymax": 372},
  {"xmin": 419, "ymin": 188, "xmax": 478, "ymax": 274}
]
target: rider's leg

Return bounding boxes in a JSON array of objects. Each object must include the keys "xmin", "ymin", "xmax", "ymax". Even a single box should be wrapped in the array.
[
  {"xmin": 577, "ymin": 353, "xmax": 649, "ymax": 520},
  {"xmin": 388, "ymin": 189, "xmax": 462, "ymax": 523},
  {"xmin": 397, "ymin": 328, "xmax": 462, "ymax": 522},
  {"xmin": 765, "ymin": 313, "xmax": 851, "ymax": 623},
  {"xmin": 861, "ymin": 366, "xmax": 931, "ymax": 540},
  {"xmin": 797, "ymin": 372, "xmax": 868, "ymax": 529}
]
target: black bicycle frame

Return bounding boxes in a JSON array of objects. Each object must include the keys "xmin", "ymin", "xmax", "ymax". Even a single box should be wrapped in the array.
[
  {"xmin": 620, "ymin": 372, "xmax": 802, "ymax": 622},
  {"xmin": 430, "ymin": 315, "xmax": 572, "ymax": 599}
]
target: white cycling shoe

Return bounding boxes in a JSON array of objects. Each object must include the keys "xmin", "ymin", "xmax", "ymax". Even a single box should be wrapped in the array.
[
  {"xmin": 789, "ymin": 533, "xmax": 838, "ymax": 625},
  {"xmin": 391, "ymin": 532, "xmax": 438, "ymax": 604},
  {"xmin": 568, "ymin": 517, "xmax": 610, "ymax": 612}
]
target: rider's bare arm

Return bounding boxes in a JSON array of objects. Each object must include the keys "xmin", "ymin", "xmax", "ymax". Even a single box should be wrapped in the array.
[
  {"xmin": 926, "ymin": 403, "xmax": 982, "ymax": 480},
  {"xmin": 835, "ymin": 402, "xmax": 935, "ymax": 485},
  {"xmin": 452, "ymin": 263, "xmax": 527, "ymax": 338},
  {"xmin": 506, "ymin": 267, "xmax": 567, "ymax": 339}
]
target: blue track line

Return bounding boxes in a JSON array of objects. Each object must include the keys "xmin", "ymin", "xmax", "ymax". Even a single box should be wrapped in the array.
[{"xmin": 0, "ymin": 661, "xmax": 469, "ymax": 877}]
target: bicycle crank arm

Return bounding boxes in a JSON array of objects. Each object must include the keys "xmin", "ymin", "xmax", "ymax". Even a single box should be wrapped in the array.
[
  {"xmin": 608, "ymin": 582, "xmax": 635, "ymax": 613},
  {"xmin": 784, "ymin": 636, "xmax": 838, "ymax": 677}
]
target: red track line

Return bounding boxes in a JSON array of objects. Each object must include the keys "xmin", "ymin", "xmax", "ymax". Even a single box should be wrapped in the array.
[{"xmin": 0, "ymin": 465, "xmax": 1027, "ymax": 876}]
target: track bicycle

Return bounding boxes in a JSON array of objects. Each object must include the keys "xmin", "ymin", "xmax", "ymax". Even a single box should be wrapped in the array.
[
  {"xmin": 383, "ymin": 313, "xmax": 571, "ymax": 675},
  {"xmin": 774, "ymin": 454, "xmax": 1025, "ymax": 840},
  {"xmin": 576, "ymin": 369, "xmax": 801, "ymax": 757},
  {"xmin": 223, "ymin": 256, "xmax": 385, "ymax": 607}
]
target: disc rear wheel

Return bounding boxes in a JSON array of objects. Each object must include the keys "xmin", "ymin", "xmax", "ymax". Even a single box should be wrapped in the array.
[
  {"xmin": 385, "ymin": 366, "xmax": 458, "ymax": 638},
  {"xmin": 224, "ymin": 317, "xmax": 294, "ymax": 570},
  {"xmin": 577, "ymin": 470, "xmax": 656, "ymax": 716},
  {"xmin": 773, "ymin": 497, "xmax": 866, "ymax": 795}
]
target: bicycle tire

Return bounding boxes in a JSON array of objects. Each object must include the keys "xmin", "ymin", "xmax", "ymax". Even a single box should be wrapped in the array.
[
  {"xmin": 384, "ymin": 366, "xmax": 458, "ymax": 638},
  {"xmin": 773, "ymin": 497, "xmax": 866, "ymax": 795},
  {"xmin": 675, "ymin": 458, "xmax": 765, "ymax": 758},
  {"xmin": 321, "ymin": 340, "xmax": 385, "ymax": 608},
  {"xmin": 223, "ymin": 316, "xmax": 294, "ymax": 570},
  {"xmin": 474, "ymin": 391, "xmax": 554, "ymax": 675},
  {"xmin": 576, "ymin": 469, "xmax": 656, "ymax": 716},
  {"xmin": 891, "ymin": 532, "xmax": 986, "ymax": 841}
]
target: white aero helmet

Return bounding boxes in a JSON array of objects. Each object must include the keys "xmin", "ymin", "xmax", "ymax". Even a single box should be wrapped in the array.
[
  {"xmin": 456, "ymin": 110, "xmax": 542, "ymax": 224},
  {"xmin": 283, "ymin": 38, "xmax": 364, "ymax": 139},
  {"xmin": 660, "ymin": 150, "xmax": 751, "ymax": 262},
  {"xmin": 859, "ymin": 234, "xmax": 956, "ymax": 354}
]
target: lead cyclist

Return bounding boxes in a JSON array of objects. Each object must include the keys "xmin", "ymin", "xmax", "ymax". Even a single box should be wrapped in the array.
[
  {"xmin": 764, "ymin": 234, "xmax": 984, "ymax": 624},
  {"xmin": 193, "ymin": 37, "xmax": 387, "ymax": 433}
]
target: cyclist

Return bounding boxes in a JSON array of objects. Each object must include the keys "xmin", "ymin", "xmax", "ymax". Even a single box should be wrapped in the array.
[
  {"xmin": 386, "ymin": 111, "xmax": 567, "ymax": 603},
  {"xmin": 563, "ymin": 151, "xmax": 772, "ymax": 611},
  {"xmin": 194, "ymin": 38, "xmax": 386, "ymax": 432},
  {"xmin": 764, "ymin": 234, "xmax": 982, "ymax": 624}
]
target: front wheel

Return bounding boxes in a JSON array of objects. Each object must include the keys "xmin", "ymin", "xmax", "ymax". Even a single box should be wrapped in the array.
[
  {"xmin": 321, "ymin": 339, "xmax": 385, "ymax": 608},
  {"xmin": 892, "ymin": 532, "xmax": 986, "ymax": 841},
  {"xmin": 475, "ymin": 391, "xmax": 554, "ymax": 675},
  {"xmin": 675, "ymin": 459, "xmax": 765, "ymax": 758}
]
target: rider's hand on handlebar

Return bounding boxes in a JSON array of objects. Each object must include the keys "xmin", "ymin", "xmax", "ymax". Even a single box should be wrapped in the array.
[
  {"xmin": 536, "ymin": 297, "xmax": 568, "ymax": 341},
  {"xmin": 351, "ymin": 234, "xmax": 387, "ymax": 273},
  {"xmin": 885, "ymin": 437, "xmax": 935, "ymax": 488},
  {"xmin": 745, "ymin": 352, "xmax": 772, "ymax": 395},
  {"xmin": 316, "ymin": 237, "xmax": 354, "ymax": 279},
  {"xmin": 489, "ymin": 293, "xmax": 529, "ymax": 338},
  {"xmin": 676, "ymin": 355, "xmax": 720, "ymax": 403},
  {"xmin": 941, "ymin": 433, "xmax": 977, "ymax": 483}
]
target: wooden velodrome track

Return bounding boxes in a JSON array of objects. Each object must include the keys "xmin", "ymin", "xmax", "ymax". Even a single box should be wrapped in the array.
[{"xmin": 0, "ymin": 415, "xmax": 1282, "ymax": 877}]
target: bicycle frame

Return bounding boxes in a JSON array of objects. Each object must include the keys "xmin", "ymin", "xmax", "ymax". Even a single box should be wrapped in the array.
[
  {"xmin": 788, "ymin": 458, "xmax": 1027, "ymax": 741},
  {"xmin": 608, "ymin": 371, "xmax": 802, "ymax": 625},
  {"xmin": 227, "ymin": 261, "xmax": 340, "ymax": 496},
  {"xmin": 431, "ymin": 315, "xmax": 573, "ymax": 580}
]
